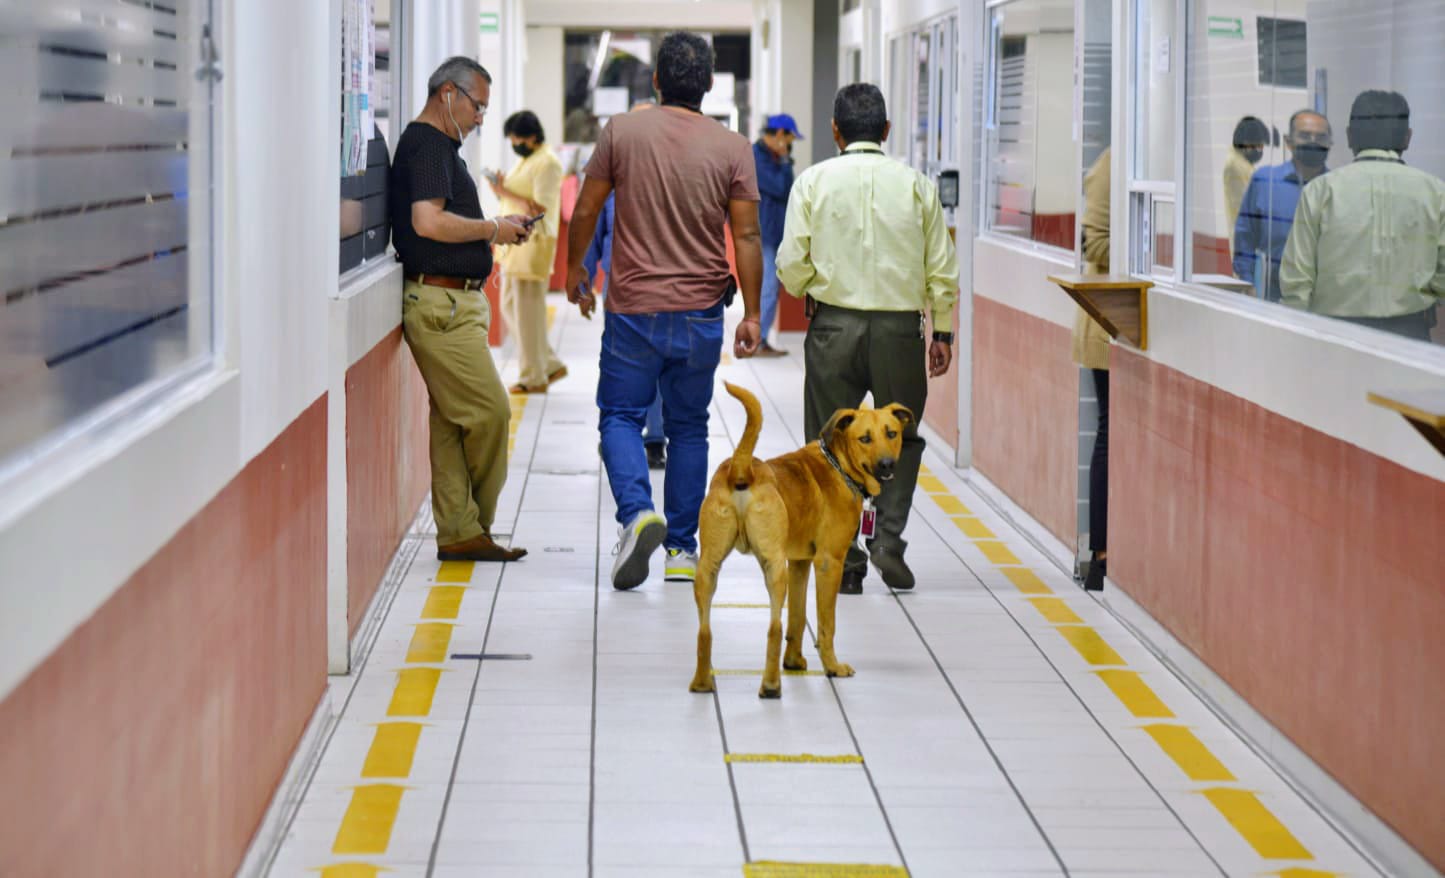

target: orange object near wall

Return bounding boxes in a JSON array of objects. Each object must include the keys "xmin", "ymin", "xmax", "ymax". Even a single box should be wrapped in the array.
[
  {"xmin": 1109, "ymin": 348, "xmax": 1445, "ymax": 871},
  {"xmin": 924, "ymin": 305, "xmax": 960, "ymax": 449},
  {"xmin": 0, "ymin": 398, "xmax": 329, "ymax": 877}
]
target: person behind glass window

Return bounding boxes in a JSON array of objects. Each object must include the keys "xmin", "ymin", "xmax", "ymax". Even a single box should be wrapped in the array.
[
  {"xmin": 492, "ymin": 110, "xmax": 566, "ymax": 394},
  {"xmin": 1280, "ymin": 90, "xmax": 1445, "ymax": 342},
  {"xmin": 1232, "ymin": 109, "xmax": 1332, "ymax": 301},
  {"xmin": 1224, "ymin": 116, "xmax": 1269, "ymax": 238},
  {"xmin": 753, "ymin": 113, "xmax": 803, "ymax": 356},
  {"xmin": 389, "ymin": 56, "xmax": 532, "ymax": 563},
  {"xmin": 564, "ymin": 31, "xmax": 764, "ymax": 590},
  {"xmin": 1070, "ymin": 147, "xmax": 1112, "ymax": 592}
]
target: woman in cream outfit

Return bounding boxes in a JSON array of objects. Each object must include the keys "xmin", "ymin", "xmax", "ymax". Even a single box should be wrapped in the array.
[
  {"xmin": 493, "ymin": 110, "xmax": 566, "ymax": 393},
  {"xmin": 1072, "ymin": 147, "xmax": 1111, "ymax": 591}
]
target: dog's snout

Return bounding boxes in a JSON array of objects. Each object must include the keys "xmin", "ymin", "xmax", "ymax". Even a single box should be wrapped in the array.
[{"xmin": 875, "ymin": 457, "xmax": 896, "ymax": 479}]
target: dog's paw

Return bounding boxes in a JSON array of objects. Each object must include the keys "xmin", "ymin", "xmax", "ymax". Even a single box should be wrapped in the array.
[
  {"xmin": 825, "ymin": 662, "xmax": 855, "ymax": 678},
  {"xmin": 758, "ymin": 683, "xmax": 783, "ymax": 699},
  {"xmin": 783, "ymin": 654, "xmax": 808, "ymax": 671}
]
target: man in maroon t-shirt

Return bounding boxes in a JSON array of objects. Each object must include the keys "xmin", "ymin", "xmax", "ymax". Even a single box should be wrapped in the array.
[{"xmin": 565, "ymin": 31, "xmax": 763, "ymax": 591}]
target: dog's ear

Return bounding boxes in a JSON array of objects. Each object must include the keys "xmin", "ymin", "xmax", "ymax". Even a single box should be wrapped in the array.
[
  {"xmin": 821, "ymin": 410, "xmax": 856, "ymax": 445},
  {"xmin": 887, "ymin": 404, "xmax": 915, "ymax": 430}
]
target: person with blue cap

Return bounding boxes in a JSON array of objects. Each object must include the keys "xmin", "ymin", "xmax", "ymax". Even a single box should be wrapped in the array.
[{"xmin": 753, "ymin": 113, "xmax": 803, "ymax": 356}]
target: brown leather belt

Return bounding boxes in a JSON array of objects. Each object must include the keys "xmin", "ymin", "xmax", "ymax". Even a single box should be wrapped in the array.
[{"xmin": 406, "ymin": 273, "xmax": 485, "ymax": 291}]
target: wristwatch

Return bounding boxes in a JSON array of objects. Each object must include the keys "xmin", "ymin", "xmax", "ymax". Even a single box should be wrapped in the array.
[{"xmin": 932, "ymin": 331, "xmax": 954, "ymax": 344}]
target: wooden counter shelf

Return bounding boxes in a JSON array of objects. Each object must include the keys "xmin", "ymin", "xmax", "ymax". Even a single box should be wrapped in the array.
[
  {"xmin": 1047, "ymin": 274, "xmax": 1154, "ymax": 351},
  {"xmin": 1366, "ymin": 389, "xmax": 1445, "ymax": 457}
]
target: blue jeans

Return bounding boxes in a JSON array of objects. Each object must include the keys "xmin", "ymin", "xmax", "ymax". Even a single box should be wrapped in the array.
[
  {"xmin": 598, "ymin": 302, "xmax": 724, "ymax": 552},
  {"xmin": 643, "ymin": 393, "xmax": 664, "ymax": 447},
  {"xmin": 760, "ymin": 242, "xmax": 780, "ymax": 340}
]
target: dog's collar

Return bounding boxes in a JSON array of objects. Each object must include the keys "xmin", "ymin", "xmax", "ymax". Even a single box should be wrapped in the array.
[{"xmin": 817, "ymin": 440, "xmax": 871, "ymax": 499}]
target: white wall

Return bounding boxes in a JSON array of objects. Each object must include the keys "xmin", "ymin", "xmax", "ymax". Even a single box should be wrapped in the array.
[
  {"xmin": 753, "ymin": 0, "xmax": 815, "ymax": 170},
  {"xmin": 524, "ymin": 26, "xmax": 566, "ymax": 156},
  {"xmin": 525, "ymin": 0, "xmax": 752, "ymax": 30}
]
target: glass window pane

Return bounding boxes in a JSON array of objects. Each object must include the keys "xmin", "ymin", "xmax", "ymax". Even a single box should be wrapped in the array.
[
  {"xmin": 0, "ymin": 0, "xmax": 214, "ymax": 469},
  {"xmin": 985, "ymin": 0, "xmax": 1078, "ymax": 249},
  {"xmin": 1133, "ymin": 0, "xmax": 1176, "ymax": 181}
]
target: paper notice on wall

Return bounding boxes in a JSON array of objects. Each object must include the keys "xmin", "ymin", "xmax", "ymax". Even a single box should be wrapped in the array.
[{"xmin": 593, "ymin": 87, "xmax": 629, "ymax": 117}]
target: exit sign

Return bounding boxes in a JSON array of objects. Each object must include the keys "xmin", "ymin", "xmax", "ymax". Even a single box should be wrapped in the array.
[
  {"xmin": 1207, "ymin": 15, "xmax": 1243, "ymax": 38},
  {"xmin": 480, "ymin": 12, "xmax": 499, "ymax": 34}
]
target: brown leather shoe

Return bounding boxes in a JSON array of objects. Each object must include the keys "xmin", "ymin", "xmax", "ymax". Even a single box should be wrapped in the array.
[{"xmin": 437, "ymin": 534, "xmax": 528, "ymax": 562}]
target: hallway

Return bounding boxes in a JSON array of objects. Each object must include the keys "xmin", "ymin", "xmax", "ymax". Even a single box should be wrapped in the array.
[{"xmin": 262, "ymin": 303, "xmax": 1383, "ymax": 878}]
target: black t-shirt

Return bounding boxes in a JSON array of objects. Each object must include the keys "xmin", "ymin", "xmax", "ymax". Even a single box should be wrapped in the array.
[{"xmin": 389, "ymin": 122, "xmax": 493, "ymax": 280}]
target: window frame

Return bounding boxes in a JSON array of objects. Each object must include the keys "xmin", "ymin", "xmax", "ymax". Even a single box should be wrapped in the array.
[
  {"xmin": 1124, "ymin": 0, "xmax": 1185, "ymax": 279},
  {"xmin": 1254, "ymin": 14, "xmax": 1308, "ymax": 92}
]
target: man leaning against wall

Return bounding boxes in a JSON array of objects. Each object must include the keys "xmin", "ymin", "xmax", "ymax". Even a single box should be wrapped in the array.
[{"xmin": 389, "ymin": 56, "xmax": 533, "ymax": 562}]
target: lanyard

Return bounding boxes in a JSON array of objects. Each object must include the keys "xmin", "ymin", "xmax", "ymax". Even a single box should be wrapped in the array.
[
  {"xmin": 1357, "ymin": 155, "xmax": 1405, "ymax": 164},
  {"xmin": 843, "ymin": 148, "xmax": 884, "ymax": 157}
]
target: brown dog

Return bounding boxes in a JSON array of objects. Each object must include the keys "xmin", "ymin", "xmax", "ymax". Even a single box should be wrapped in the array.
[{"xmin": 688, "ymin": 383, "xmax": 912, "ymax": 698}]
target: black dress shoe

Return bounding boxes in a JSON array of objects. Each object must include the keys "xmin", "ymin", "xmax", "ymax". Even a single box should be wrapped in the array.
[
  {"xmin": 870, "ymin": 545, "xmax": 915, "ymax": 590},
  {"xmin": 839, "ymin": 567, "xmax": 865, "ymax": 595},
  {"xmin": 1083, "ymin": 555, "xmax": 1106, "ymax": 592},
  {"xmin": 645, "ymin": 442, "xmax": 667, "ymax": 470}
]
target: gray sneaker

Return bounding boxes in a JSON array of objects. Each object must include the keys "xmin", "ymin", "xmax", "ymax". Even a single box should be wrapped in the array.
[
  {"xmin": 611, "ymin": 510, "xmax": 667, "ymax": 590},
  {"xmin": 664, "ymin": 548, "xmax": 698, "ymax": 582}
]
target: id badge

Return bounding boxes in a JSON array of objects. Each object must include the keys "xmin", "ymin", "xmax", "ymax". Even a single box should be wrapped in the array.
[{"xmin": 860, "ymin": 499, "xmax": 877, "ymax": 540}]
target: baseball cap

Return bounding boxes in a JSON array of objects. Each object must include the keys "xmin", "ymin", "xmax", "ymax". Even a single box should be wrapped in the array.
[{"xmin": 765, "ymin": 113, "xmax": 805, "ymax": 139}]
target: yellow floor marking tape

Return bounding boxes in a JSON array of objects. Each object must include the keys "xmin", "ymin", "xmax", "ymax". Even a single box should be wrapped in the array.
[
  {"xmin": 1056, "ymin": 625, "xmax": 1126, "ymax": 665},
  {"xmin": 1201, "ymin": 788, "xmax": 1313, "ymax": 860},
  {"xmin": 743, "ymin": 862, "xmax": 908, "ymax": 877},
  {"xmin": 1143, "ymin": 724, "xmax": 1236, "ymax": 782},
  {"xmin": 387, "ymin": 668, "xmax": 444, "ymax": 717},
  {"xmin": 315, "ymin": 864, "xmax": 389, "ymax": 878},
  {"xmin": 712, "ymin": 669, "xmax": 827, "ymax": 677},
  {"xmin": 974, "ymin": 540, "xmax": 1021, "ymax": 565},
  {"xmin": 421, "ymin": 585, "xmax": 467, "ymax": 619},
  {"xmin": 435, "ymin": 561, "xmax": 474, "ymax": 583},
  {"xmin": 546, "ymin": 304, "xmax": 556, "ymax": 331},
  {"xmin": 1002, "ymin": 567, "xmax": 1053, "ymax": 595},
  {"xmin": 725, "ymin": 753, "xmax": 864, "ymax": 764},
  {"xmin": 950, "ymin": 516, "xmax": 995, "ymax": 539},
  {"xmin": 713, "ymin": 602, "xmax": 771, "ymax": 609},
  {"xmin": 916, "ymin": 474, "xmax": 949, "ymax": 494},
  {"xmin": 361, "ymin": 722, "xmax": 424, "ymax": 778},
  {"xmin": 1027, "ymin": 597, "xmax": 1084, "ymax": 625},
  {"xmin": 931, "ymin": 494, "xmax": 971, "ymax": 515},
  {"xmin": 332, "ymin": 784, "xmax": 406, "ymax": 855},
  {"xmin": 405, "ymin": 622, "xmax": 455, "ymax": 664},
  {"xmin": 1266, "ymin": 870, "xmax": 1345, "ymax": 878},
  {"xmin": 1094, "ymin": 670, "xmax": 1175, "ymax": 718}
]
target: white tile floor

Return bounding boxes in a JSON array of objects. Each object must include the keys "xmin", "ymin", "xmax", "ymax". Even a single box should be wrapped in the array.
[{"xmin": 265, "ymin": 299, "xmax": 1386, "ymax": 878}]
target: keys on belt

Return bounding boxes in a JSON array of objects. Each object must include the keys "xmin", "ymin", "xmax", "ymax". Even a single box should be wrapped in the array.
[{"xmin": 406, "ymin": 273, "xmax": 485, "ymax": 291}]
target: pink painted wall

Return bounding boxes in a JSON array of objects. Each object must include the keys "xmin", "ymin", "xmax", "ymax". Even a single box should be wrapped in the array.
[{"xmin": 0, "ymin": 398, "xmax": 329, "ymax": 876}]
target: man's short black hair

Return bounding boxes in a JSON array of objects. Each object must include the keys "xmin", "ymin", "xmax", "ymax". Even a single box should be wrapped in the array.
[
  {"xmin": 504, "ymin": 110, "xmax": 545, "ymax": 143},
  {"xmin": 1287, "ymin": 108, "xmax": 1329, "ymax": 138},
  {"xmin": 1231, "ymin": 116, "xmax": 1269, "ymax": 148},
  {"xmin": 833, "ymin": 83, "xmax": 887, "ymax": 145},
  {"xmin": 656, "ymin": 31, "xmax": 713, "ymax": 106},
  {"xmin": 1348, "ymin": 89, "xmax": 1410, "ymax": 152}
]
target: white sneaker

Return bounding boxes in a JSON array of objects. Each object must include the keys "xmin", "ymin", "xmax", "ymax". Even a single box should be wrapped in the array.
[
  {"xmin": 611, "ymin": 510, "xmax": 667, "ymax": 590},
  {"xmin": 664, "ymin": 548, "xmax": 699, "ymax": 582}
]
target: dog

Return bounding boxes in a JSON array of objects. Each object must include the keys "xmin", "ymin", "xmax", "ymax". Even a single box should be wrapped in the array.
[{"xmin": 688, "ymin": 383, "xmax": 912, "ymax": 699}]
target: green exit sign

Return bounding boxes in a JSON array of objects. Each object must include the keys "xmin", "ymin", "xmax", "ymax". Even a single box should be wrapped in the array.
[
  {"xmin": 1207, "ymin": 15, "xmax": 1243, "ymax": 38},
  {"xmin": 480, "ymin": 12, "xmax": 499, "ymax": 34}
]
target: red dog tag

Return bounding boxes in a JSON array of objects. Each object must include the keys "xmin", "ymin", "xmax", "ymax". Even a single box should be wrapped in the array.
[{"xmin": 860, "ymin": 501, "xmax": 877, "ymax": 540}]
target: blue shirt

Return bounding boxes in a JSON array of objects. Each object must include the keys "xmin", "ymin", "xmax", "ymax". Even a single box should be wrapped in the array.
[
  {"xmin": 1232, "ymin": 161, "xmax": 1325, "ymax": 300},
  {"xmin": 753, "ymin": 140, "xmax": 794, "ymax": 247},
  {"xmin": 582, "ymin": 193, "xmax": 615, "ymax": 290}
]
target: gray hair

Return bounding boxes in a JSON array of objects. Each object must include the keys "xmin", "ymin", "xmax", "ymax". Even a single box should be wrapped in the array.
[{"xmin": 427, "ymin": 56, "xmax": 492, "ymax": 96}]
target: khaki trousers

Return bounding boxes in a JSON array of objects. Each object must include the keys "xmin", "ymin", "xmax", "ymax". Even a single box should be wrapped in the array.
[
  {"xmin": 501, "ymin": 275, "xmax": 564, "ymax": 388},
  {"xmin": 401, "ymin": 280, "xmax": 510, "ymax": 546}
]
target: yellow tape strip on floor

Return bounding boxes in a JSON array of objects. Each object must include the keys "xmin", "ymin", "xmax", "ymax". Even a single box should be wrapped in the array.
[
  {"xmin": 1055, "ymin": 625, "xmax": 1126, "ymax": 665},
  {"xmin": 950, "ymin": 515, "xmax": 995, "ymax": 539},
  {"xmin": 742, "ymin": 862, "xmax": 908, "ymax": 877},
  {"xmin": 1201, "ymin": 788, "xmax": 1313, "ymax": 860},
  {"xmin": 916, "ymin": 474, "xmax": 949, "ymax": 494},
  {"xmin": 1266, "ymin": 870, "xmax": 1346, "ymax": 878},
  {"xmin": 387, "ymin": 668, "xmax": 444, "ymax": 717},
  {"xmin": 725, "ymin": 753, "xmax": 864, "ymax": 765},
  {"xmin": 1143, "ymin": 724, "xmax": 1236, "ymax": 782},
  {"xmin": 974, "ymin": 540, "xmax": 1021, "ymax": 566},
  {"xmin": 315, "ymin": 864, "xmax": 390, "ymax": 878},
  {"xmin": 361, "ymin": 722, "xmax": 424, "ymax": 779},
  {"xmin": 712, "ymin": 669, "xmax": 827, "ymax": 677},
  {"xmin": 435, "ymin": 561, "xmax": 474, "ymax": 583},
  {"xmin": 332, "ymin": 784, "xmax": 406, "ymax": 855},
  {"xmin": 421, "ymin": 585, "xmax": 467, "ymax": 620},
  {"xmin": 931, "ymin": 493, "xmax": 972, "ymax": 515},
  {"xmin": 1001, "ymin": 567, "xmax": 1053, "ymax": 595},
  {"xmin": 405, "ymin": 622, "xmax": 455, "ymax": 664},
  {"xmin": 713, "ymin": 602, "xmax": 771, "ymax": 609},
  {"xmin": 1027, "ymin": 597, "xmax": 1084, "ymax": 625},
  {"xmin": 1093, "ymin": 670, "xmax": 1175, "ymax": 718}
]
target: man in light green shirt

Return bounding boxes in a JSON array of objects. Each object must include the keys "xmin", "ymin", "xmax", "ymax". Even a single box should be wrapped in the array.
[
  {"xmin": 777, "ymin": 83, "xmax": 959, "ymax": 594},
  {"xmin": 1280, "ymin": 90, "xmax": 1445, "ymax": 342}
]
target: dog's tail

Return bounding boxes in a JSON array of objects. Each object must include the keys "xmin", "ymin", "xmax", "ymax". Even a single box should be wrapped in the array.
[{"xmin": 725, "ymin": 382, "xmax": 762, "ymax": 490}]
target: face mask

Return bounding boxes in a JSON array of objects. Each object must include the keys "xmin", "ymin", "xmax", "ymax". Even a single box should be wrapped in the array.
[
  {"xmin": 1241, "ymin": 147, "xmax": 1264, "ymax": 164},
  {"xmin": 512, "ymin": 142, "xmax": 535, "ymax": 159},
  {"xmin": 1294, "ymin": 143, "xmax": 1329, "ymax": 167}
]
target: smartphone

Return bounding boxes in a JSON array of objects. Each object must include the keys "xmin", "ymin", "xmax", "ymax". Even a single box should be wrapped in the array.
[{"xmin": 521, "ymin": 212, "xmax": 546, "ymax": 228}]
